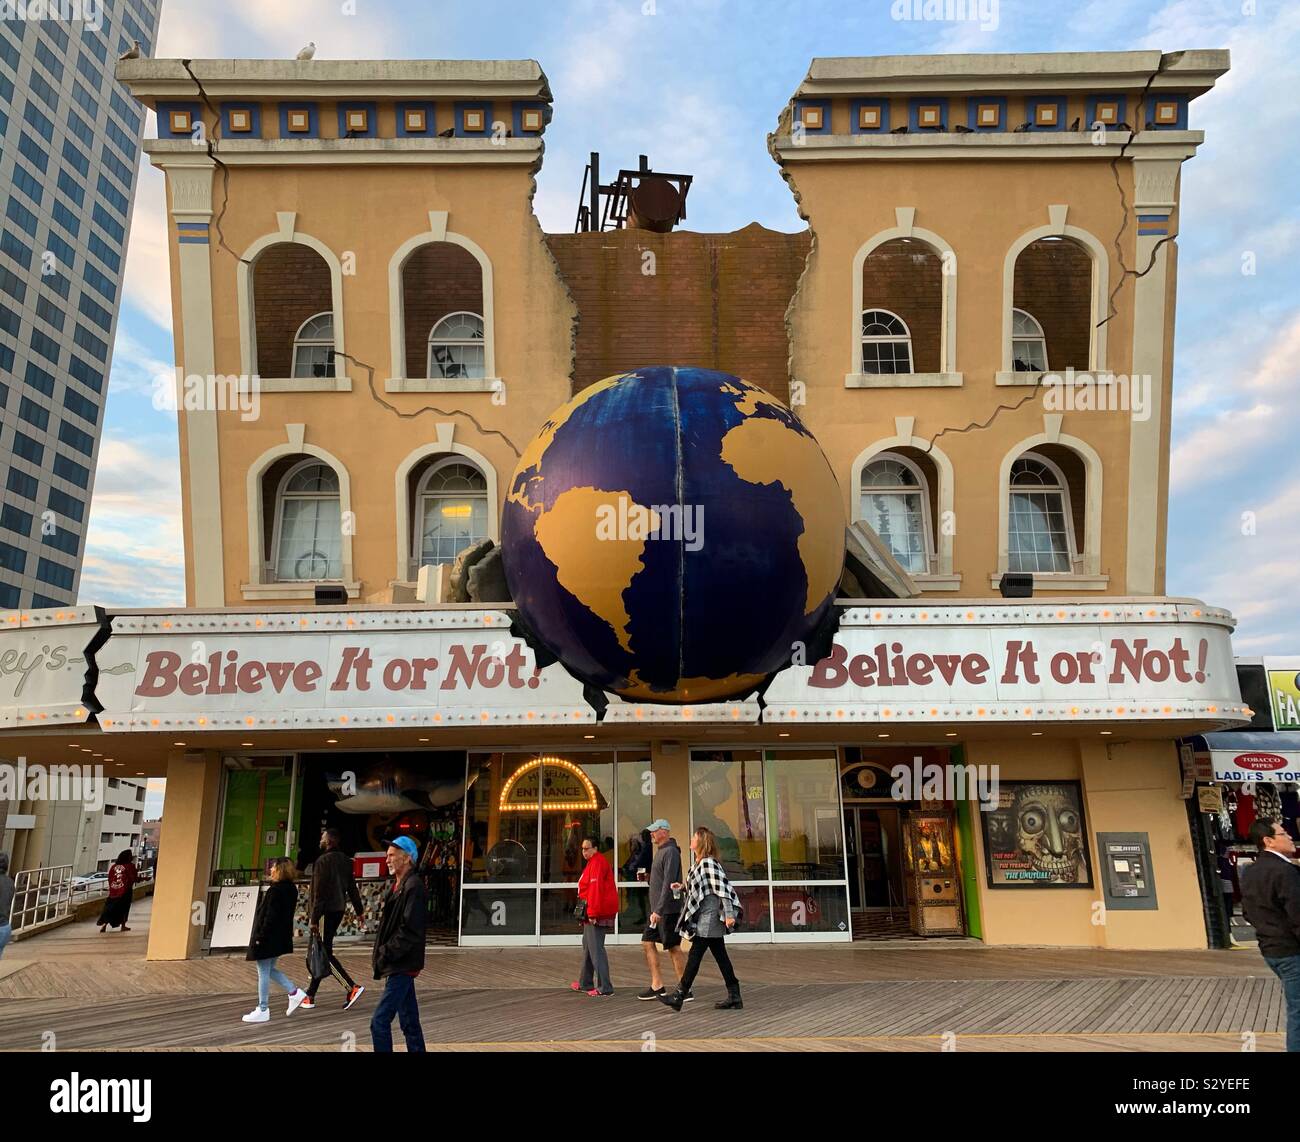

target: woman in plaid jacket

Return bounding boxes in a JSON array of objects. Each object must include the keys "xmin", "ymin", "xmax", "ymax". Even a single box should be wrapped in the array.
[{"xmin": 660, "ymin": 826, "xmax": 744, "ymax": 1011}]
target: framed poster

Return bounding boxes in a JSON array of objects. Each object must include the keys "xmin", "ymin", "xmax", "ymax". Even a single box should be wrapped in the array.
[{"xmin": 981, "ymin": 780, "xmax": 1093, "ymax": 889}]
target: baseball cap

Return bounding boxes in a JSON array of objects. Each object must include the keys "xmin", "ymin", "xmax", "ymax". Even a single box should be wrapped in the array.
[
  {"xmin": 645, "ymin": 818, "xmax": 670, "ymax": 832},
  {"xmin": 384, "ymin": 835, "xmax": 420, "ymax": 861}
]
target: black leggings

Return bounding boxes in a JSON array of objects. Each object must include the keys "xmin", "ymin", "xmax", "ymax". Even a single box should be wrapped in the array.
[
  {"xmin": 307, "ymin": 910, "xmax": 358, "ymax": 997},
  {"xmin": 678, "ymin": 936, "xmax": 738, "ymax": 992}
]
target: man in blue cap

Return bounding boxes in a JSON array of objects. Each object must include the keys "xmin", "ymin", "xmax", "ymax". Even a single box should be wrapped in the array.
[{"xmin": 369, "ymin": 834, "xmax": 427, "ymax": 1052}]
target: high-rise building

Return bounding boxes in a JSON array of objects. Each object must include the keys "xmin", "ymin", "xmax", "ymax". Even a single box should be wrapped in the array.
[{"xmin": 0, "ymin": 1, "xmax": 161, "ymax": 610}]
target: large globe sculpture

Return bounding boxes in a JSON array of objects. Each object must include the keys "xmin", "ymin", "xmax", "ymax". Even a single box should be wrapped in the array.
[{"xmin": 501, "ymin": 366, "xmax": 845, "ymax": 702}]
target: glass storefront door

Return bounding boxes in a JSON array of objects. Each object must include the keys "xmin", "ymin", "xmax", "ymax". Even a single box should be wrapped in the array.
[
  {"xmin": 460, "ymin": 749, "xmax": 653, "ymax": 945},
  {"xmin": 689, "ymin": 749, "xmax": 850, "ymax": 941}
]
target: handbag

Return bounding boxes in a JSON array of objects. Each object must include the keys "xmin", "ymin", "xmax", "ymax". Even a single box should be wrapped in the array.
[
  {"xmin": 573, "ymin": 897, "xmax": 589, "ymax": 923},
  {"xmin": 306, "ymin": 930, "xmax": 329, "ymax": 979}
]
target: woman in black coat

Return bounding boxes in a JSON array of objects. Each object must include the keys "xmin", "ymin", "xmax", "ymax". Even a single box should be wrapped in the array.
[{"xmin": 243, "ymin": 858, "xmax": 307, "ymax": 1024}]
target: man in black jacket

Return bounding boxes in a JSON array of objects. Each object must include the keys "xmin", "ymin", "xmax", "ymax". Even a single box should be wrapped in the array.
[
  {"xmin": 1240, "ymin": 818, "xmax": 1300, "ymax": 1051},
  {"xmin": 369, "ymin": 835, "xmax": 427, "ymax": 1052},
  {"xmin": 303, "ymin": 827, "xmax": 367, "ymax": 1011}
]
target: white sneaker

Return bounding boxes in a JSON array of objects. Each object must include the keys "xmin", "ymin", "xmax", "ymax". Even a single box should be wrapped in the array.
[
  {"xmin": 286, "ymin": 989, "xmax": 306, "ymax": 1016},
  {"xmin": 242, "ymin": 1007, "xmax": 270, "ymax": 1023}
]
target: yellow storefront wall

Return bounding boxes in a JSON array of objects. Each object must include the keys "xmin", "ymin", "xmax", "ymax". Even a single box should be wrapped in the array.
[{"xmin": 965, "ymin": 737, "xmax": 1204, "ymax": 950}]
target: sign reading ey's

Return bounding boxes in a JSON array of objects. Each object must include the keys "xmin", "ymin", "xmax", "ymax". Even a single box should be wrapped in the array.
[
  {"xmin": 94, "ymin": 610, "xmax": 593, "ymax": 731},
  {"xmin": 764, "ymin": 602, "xmax": 1243, "ymax": 724},
  {"xmin": 0, "ymin": 608, "xmax": 98, "ymax": 729}
]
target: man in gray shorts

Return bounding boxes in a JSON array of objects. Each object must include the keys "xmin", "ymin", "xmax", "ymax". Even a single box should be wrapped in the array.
[{"xmin": 638, "ymin": 819, "xmax": 691, "ymax": 1002}]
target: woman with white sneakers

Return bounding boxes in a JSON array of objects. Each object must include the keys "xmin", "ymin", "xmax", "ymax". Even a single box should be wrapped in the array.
[{"xmin": 243, "ymin": 857, "xmax": 307, "ymax": 1024}]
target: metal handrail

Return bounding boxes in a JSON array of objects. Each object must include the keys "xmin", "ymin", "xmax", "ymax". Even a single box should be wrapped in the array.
[{"xmin": 11, "ymin": 864, "xmax": 73, "ymax": 932}]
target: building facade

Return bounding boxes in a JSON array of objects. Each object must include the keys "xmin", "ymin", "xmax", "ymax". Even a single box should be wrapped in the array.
[
  {"xmin": 0, "ymin": 1, "xmax": 161, "ymax": 611},
  {"xmin": 0, "ymin": 48, "xmax": 1242, "ymax": 957}
]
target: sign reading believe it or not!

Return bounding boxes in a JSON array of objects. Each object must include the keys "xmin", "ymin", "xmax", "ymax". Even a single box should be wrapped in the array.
[
  {"xmin": 763, "ymin": 601, "xmax": 1245, "ymax": 724},
  {"xmin": 93, "ymin": 610, "xmax": 594, "ymax": 732},
  {"xmin": 0, "ymin": 607, "xmax": 99, "ymax": 729}
]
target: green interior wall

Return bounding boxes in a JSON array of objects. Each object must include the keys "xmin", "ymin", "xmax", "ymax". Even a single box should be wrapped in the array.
[
  {"xmin": 953, "ymin": 745, "xmax": 984, "ymax": 940},
  {"xmin": 217, "ymin": 768, "xmax": 302, "ymax": 872}
]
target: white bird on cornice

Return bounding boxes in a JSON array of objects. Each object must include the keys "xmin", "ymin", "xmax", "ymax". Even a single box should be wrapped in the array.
[
  {"xmin": 118, "ymin": 40, "xmax": 141, "ymax": 61},
  {"xmin": 296, "ymin": 42, "xmax": 316, "ymax": 60}
]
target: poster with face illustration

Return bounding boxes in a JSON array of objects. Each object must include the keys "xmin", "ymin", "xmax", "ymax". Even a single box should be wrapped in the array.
[{"xmin": 981, "ymin": 781, "xmax": 1093, "ymax": 889}]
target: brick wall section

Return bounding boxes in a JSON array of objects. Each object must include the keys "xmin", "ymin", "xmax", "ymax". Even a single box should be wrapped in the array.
[
  {"xmin": 1013, "ymin": 238, "xmax": 1092, "ymax": 371},
  {"xmin": 253, "ymin": 245, "xmax": 333, "ymax": 378},
  {"xmin": 402, "ymin": 242, "xmax": 485, "ymax": 377},
  {"xmin": 861, "ymin": 238, "xmax": 943, "ymax": 373},
  {"xmin": 545, "ymin": 223, "xmax": 812, "ymax": 402}
]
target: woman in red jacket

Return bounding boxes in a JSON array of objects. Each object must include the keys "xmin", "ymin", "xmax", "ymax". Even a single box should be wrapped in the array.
[{"xmin": 571, "ymin": 838, "xmax": 618, "ymax": 997}]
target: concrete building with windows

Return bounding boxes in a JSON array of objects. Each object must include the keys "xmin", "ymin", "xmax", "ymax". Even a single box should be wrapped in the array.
[
  {"xmin": 0, "ymin": 1, "xmax": 161, "ymax": 611},
  {"xmin": 0, "ymin": 48, "xmax": 1247, "ymax": 959}
]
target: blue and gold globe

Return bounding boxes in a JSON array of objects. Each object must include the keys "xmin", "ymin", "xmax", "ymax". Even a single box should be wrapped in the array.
[{"xmin": 502, "ymin": 366, "xmax": 845, "ymax": 702}]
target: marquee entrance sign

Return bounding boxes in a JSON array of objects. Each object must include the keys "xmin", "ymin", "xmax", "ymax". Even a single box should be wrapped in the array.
[
  {"xmin": 92, "ymin": 610, "xmax": 594, "ymax": 731},
  {"xmin": 762, "ymin": 601, "xmax": 1246, "ymax": 725},
  {"xmin": 0, "ymin": 600, "xmax": 1251, "ymax": 735},
  {"xmin": 0, "ymin": 607, "xmax": 98, "ymax": 729}
]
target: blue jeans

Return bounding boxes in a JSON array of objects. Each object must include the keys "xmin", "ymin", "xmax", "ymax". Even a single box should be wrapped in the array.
[
  {"xmin": 370, "ymin": 973, "xmax": 425, "ymax": 1053},
  {"xmin": 255, "ymin": 956, "xmax": 297, "ymax": 1011},
  {"xmin": 1265, "ymin": 954, "xmax": 1300, "ymax": 1052},
  {"xmin": 0, "ymin": 922, "xmax": 11, "ymax": 959}
]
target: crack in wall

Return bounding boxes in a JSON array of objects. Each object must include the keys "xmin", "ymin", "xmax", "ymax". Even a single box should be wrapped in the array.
[{"xmin": 175, "ymin": 62, "xmax": 523, "ymax": 459}]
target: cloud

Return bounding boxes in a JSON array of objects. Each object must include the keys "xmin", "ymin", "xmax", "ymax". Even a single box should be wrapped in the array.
[
  {"xmin": 78, "ymin": 436, "xmax": 185, "ymax": 608},
  {"xmin": 1170, "ymin": 312, "xmax": 1300, "ymax": 489}
]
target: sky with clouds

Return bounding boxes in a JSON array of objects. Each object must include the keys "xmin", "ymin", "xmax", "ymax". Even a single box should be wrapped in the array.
[{"xmin": 88, "ymin": 0, "xmax": 1300, "ymax": 678}]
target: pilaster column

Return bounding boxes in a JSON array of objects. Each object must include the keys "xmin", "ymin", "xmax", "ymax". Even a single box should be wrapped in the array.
[
  {"xmin": 1125, "ymin": 155, "xmax": 1181, "ymax": 594},
  {"xmin": 165, "ymin": 157, "xmax": 226, "ymax": 606},
  {"xmin": 147, "ymin": 748, "xmax": 223, "ymax": 960}
]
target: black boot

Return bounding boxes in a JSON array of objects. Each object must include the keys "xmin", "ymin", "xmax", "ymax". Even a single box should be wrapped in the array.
[
  {"xmin": 659, "ymin": 988, "xmax": 687, "ymax": 1012},
  {"xmin": 715, "ymin": 983, "xmax": 742, "ymax": 1010}
]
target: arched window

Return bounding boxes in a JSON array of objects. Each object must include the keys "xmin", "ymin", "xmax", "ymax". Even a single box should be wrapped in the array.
[
  {"xmin": 859, "ymin": 452, "xmax": 932, "ymax": 573},
  {"xmin": 860, "ymin": 309, "xmax": 914, "ymax": 375},
  {"xmin": 1011, "ymin": 236, "xmax": 1092, "ymax": 372},
  {"xmin": 415, "ymin": 459, "xmax": 489, "ymax": 569},
  {"xmin": 1007, "ymin": 453, "xmax": 1075, "ymax": 573},
  {"xmin": 273, "ymin": 460, "xmax": 343, "ymax": 581},
  {"xmin": 427, "ymin": 312, "xmax": 485, "ymax": 380},
  {"xmin": 1011, "ymin": 308, "xmax": 1048, "ymax": 372},
  {"xmin": 248, "ymin": 242, "xmax": 338, "ymax": 381},
  {"xmin": 291, "ymin": 312, "xmax": 335, "ymax": 379}
]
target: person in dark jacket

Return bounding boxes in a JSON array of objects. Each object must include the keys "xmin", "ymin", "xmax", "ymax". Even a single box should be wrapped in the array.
[
  {"xmin": 370, "ymin": 835, "xmax": 427, "ymax": 1052},
  {"xmin": 243, "ymin": 857, "xmax": 306, "ymax": 1024},
  {"xmin": 1240, "ymin": 818, "xmax": 1300, "ymax": 1051},
  {"xmin": 303, "ymin": 827, "xmax": 367, "ymax": 1011},
  {"xmin": 97, "ymin": 850, "xmax": 138, "ymax": 932},
  {"xmin": 639, "ymin": 819, "xmax": 689, "ymax": 1001}
]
